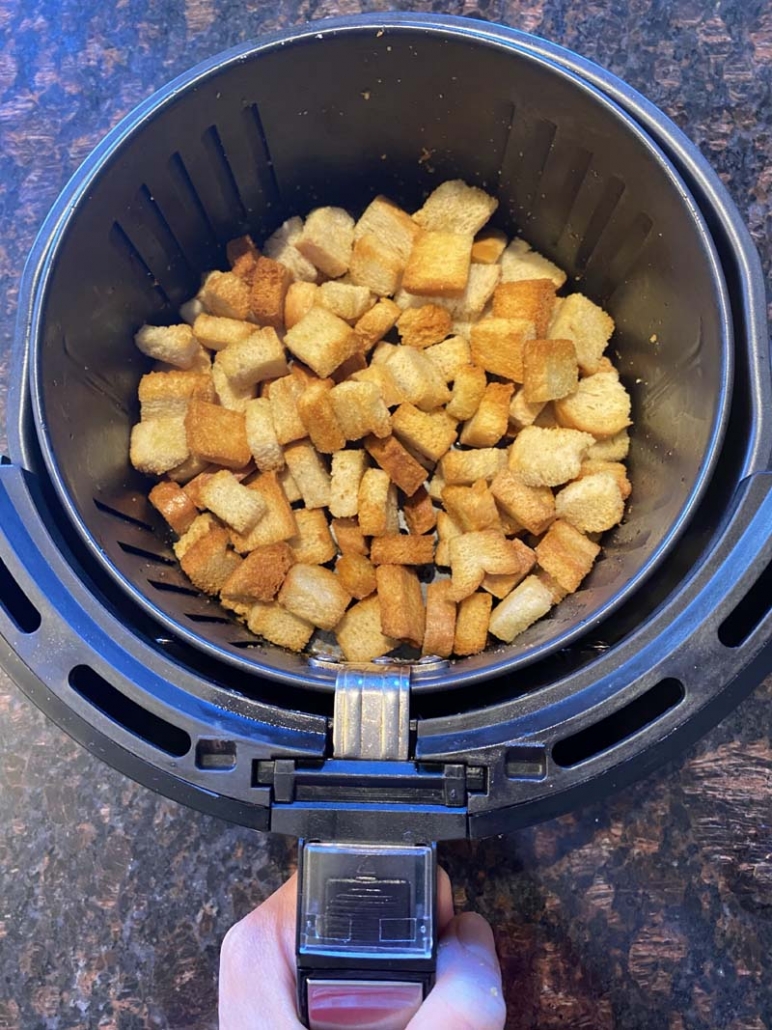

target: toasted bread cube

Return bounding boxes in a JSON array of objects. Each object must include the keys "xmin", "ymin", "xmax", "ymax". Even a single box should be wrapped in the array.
[
  {"xmin": 173, "ymin": 513, "xmax": 217, "ymax": 561},
  {"xmin": 364, "ymin": 435, "xmax": 426, "ymax": 497},
  {"xmin": 330, "ymin": 382, "xmax": 392, "ymax": 441},
  {"xmin": 211, "ymin": 363, "xmax": 256, "ymax": 413},
  {"xmin": 138, "ymin": 370, "xmax": 215, "ymax": 421},
  {"xmin": 421, "ymin": 581, "xmax": 457, "ymax": 658},
  {"xmin": 436, "ymin": 509, "xmax": 463, "ymax": 566},
  {"xmin": 472, "ymin": 227, "xmax": 507, "ymax": 264},
  {"xmin": 332, "ymin": 518, "xmax": 369, "ymax": 556},
  {"xmin": 371, "ymin": 342, "xmax": 399, "ymax": 366},
  {"xmin": 442, "ymin": 480, "xmax": 501, "ymax": 533},
  {"xmin": 130, "ymin": 416, "xmax": 189, "ymax": 476},
  {"xmin": 488, "ymin": 575, "xmax": 553, "ymax": 643},
  {"xmin": 263, "ymin": 216, "xmax": 320, "ymax": 283},
  {"xmin": 199, "ymin": 469, "xmax": 267, "ymax": 535},
  {"xmin": 535, "ymin": 519, "xmax": 600, "ymax": 593},
  {"xmin": 192, "ymin": 313, "xmax": 254, "ymax": 352},
  {"xmin": 149, "ymin": 480, "xmax": 198, "ymax": 535},
  {"xmin": 481, "ymin": 572, "xmax": 522, "ymax": 599},
  {"xmin": 548, "ymin": 293, "xmax": 614, "ymax": 375},
  {"xmin": 397, "ymin": 305, "xmax": 452, "ymax": 349},
  {"xmin": 413, "ymin": 180, "xmax": 498, "ymax": 236},
  {"xmin": 134, "ymin": 323, "xmax": 199, "ymax": 369},
  {"xmin": 554, "ymin": 372, "xmax": 632, "ymax": 438},
  {"xmin": 448, "ymin": 529, "xmax": 535, "ymax": 601},
  {"xmin": 185, "ymin": 465, "xmax": 249, "ymax": 511},
  {"xmin": 376, "ymin": 565, "xmax": 425, "ymax": 647},
  {"xmin": 318, "ymin": 281, "xmax": 375, "ymax": 323},
  {"xmin": 533, "ymin": 404, "xmax": 560, "ymax": 429},
  {"xmin": 166, "ymin": 452, "xmax": 211, "ymax": 485},
  {"xmin": 278, "ymin": 564, "xmax": 351, "ymax": 631},
  {"xmin": 385, "ymin": 347, "xmax": 451, "ymax": 411},
  {"xmin": 330, "ymin": 350, "xmax": 368, "ymax": 384},
  {"xmin": 297, "ymin": 380, "xmax": 346, "ymax": 454},
  {"xmin": 500, "ymin": 238, "xmax": 567, "ymax": 288},
  {"xmin": 335, "ymin": 554, "xmax": 377, "ymax": 601},
  {"xmin": 284, "ymin": 307, "xmax": 359, "ymax": 378},
  {"xmin": 267, "ymin": 373, "xmax": 308, "ymax": 445},
  {"xmin": 577, "ymin": 460, "xmax": 632, "ymax": 500},
  {"xmin": 391, "ymin": 404, "xmax": 457, "ymax": 463},
  {"xmin": 358, "ymin": 468, "xmax": 399, "ymax": 536},
  {"xmin": 284, "ymin": 281, "xmax": 320, "ymax": 330},
  {"xmin": 283, "ymin": 441, "xmax": 331, "ymax": 509},
  {"xmin": 335, "ymin": 594, "xmax": 399, "ymax": 662},
  {"xmin": 185, "ymin": 400, "xmax": 250, "ymax": 469},
  {"xmin": 594, "ymin": 356, "xmax": 620, "ymax": 378},
  {"xmin": 508, "ymin": 426, "xmax": 594, "ymax": 488},
  {"xmin": 288, "ymin": 509, "xmax": 337, "ymax": 565},
  {"xmin": 523, "ymin": 338, "xmax": 579, "ymax": 403},
  {"xmin": 459, "ymin": 382, "xmax": 513, "ymax": 447},
  {"xmin": 247, "ymin": 601, "xmax": 315, "ymax": 652},
  {"xmin": 554, "ymin": 472, "xmax": 625, "ymax": 533},
  {"xmin": 179, "ymin": 296, "xmax": 205, "ymax": 325},
  {"xmin": 370, "ymin": 534, "xmax": 435, "ymax": 566},
  {"xmin": 180, "ymin": 525, "xmax": 242, "ymax": 595},
  {"xmin": 398, "ymin": 264, "xmax": 500, "ymax": 322},
  {"xmin": 423, "ymin": 337, "xmax": 471, "ymax": 383},
  {"xmin": 402, "ymin": 230, "xmax": 473, "ymax": 297},
  {"xmin": 470, "ymin": 317, "xmax": 534, "ymax": 382},
  {"xmin": 220, "ymin": 596, "xmax": 251, "ymax": 620},
  {"xmin": 244, "ymin": 397, "xmax": 284, "ymax": 473},
  {"xmin": 215, "ymin": 327, "xmax": 288, "ymax": 387},
  {"xmin": 446, "ymin": 364, "xmax": 488, "ymax": 421},
  {"xmin": 509, "ymin": 388, "xmax": 546, "ymax": 429},
  {"xmin": 152, "ymin": 342, "xmax": 213, "ymax": 374},
  {"xmin": 296, "ymin": 206, "xmax": 355, "ymax": 278},
  {"xmin": 230, "ymin": 471, "xmax": 298, "ymax": 551},
  {"xmin": 587, "ymin": 429, "xmax": 630, "ymax": 462},
  {"xmin": 492, "ymin": 279, "xmax": 556, "ymax": 337},
  {"xmin": 220, "ymin": 541, "xmax": 294, "ymax": 604},
  {"xmin": 200, "ymin": 271, "xmax": 251, "ymax": 320},
  {"xmin": 226, "ymin": 234, "xmax": 260, "ymax": 282},
  {"xmin": 278, "ymin": 466, "xmax": 302, "ymax": 504},
  {"xmin": 454, "ymin": 592, "xmax": 492, "ymax": 655},
  {"xmin": 535, "ymin": 569, "xmax": 569, "ymax": 605},
  {"xmin": 351, "ymin": 365, "xmax": 406, "ymax": 408},
  {"xmin": 403, "ymin": 486, "xmax": 438, "ymax": 536},
  {"xmin": 354, "ymin": 195, "xmax": 419, "ymax": 261},
  {"xmin": 330, "ymin": 450, "xmax": 369, "ymax": 519},
  {"xmin": 440, "ymin": 448, "xmax": 507, "ymax": 485},
  {"xmin": 349, "ymin": 233, "xmax": 404, "ymax": 297},
  {"xmin": 491, "ymin": 470, "xmax": 555, "ymax": 536},
  {"xmin": 426, "ymin": 469, "xmax": 445, "ymax": 502},
  {"xmin": 497, "ymin": 507, "xmax": 524, "ymax": 536},
  {"xmin": 249, "ymin": 256, "xmax": 292, "ymax": 330},
  {"xmin": 354, "ymin": 298, "xmax": 401, "ymax": 352}
]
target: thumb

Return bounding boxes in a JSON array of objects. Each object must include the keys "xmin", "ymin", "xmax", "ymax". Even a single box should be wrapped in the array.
[{"xmin": 408, "ymin": 912, "xmax": 506, "ymax": 1030}]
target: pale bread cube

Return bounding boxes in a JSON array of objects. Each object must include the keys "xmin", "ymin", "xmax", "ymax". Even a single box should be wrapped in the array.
[
  {"xmin": 488, "ymin": 575, "xmax": 553, "ymax": 643},
  {"xmin": 192, "ymin": 314, "xmax": 254, "ymax": 351},
  {"xmin": 283, "ymin": 307, "xmax": 359, "ymax": 378},
  {"xmin": 200, "ymin": 469, "xmax": 267, "ymax": 535},
  {"xmin": 284, "ymin": 441, "xmax": 331, "ymax": 509},
  {"xmin": 439, "ymin": 447, "xmax": 507, "ymax": 485},
  {"xmin": 459, "ymin": 382, "xmax": 513, "ymax": 447},
  {"xmin": 423, "ymin": 336, "xmax": 471, "ymax": 382},
  {"xmin": 211, "ymin": 362, "xmax": 256, "ymax": 413},
  {"xmin": 288, "ymin": 509, "xmax": 337, "ymax": 565},
  {"xmin": 576, "ymin": 460, "xmax": 632, "ymax": 500},
  {"xmin": 245, "ymin": 398, "xmax": 284, "ymax": 472},
  {"xmin": 385, "ymin": 347, "xmax": 451, "ymax": 411},
  {"xmin": 130, "ymin": 416, "xmax": 189, "ymax": 476},
  {"xmin": 267, "ymin": 372, "xmax": 308, "ymax": 445},
  {"xmin": 173, "ymin": 513, "xmax": 218, "ymax": 561},
  {"xmin": 554, "ymin": 472, "xmax": 625, "ymax": 533},
  {"xmin": 330, "ymin": 449, "xmax": 369, "ymax": 519},
  {"xmin": 354, "ymin": 298, "xmax": 401, "ymax": 352},
  {"xmin": 296, "ymin": 206, "xmax": 355, "ymax": 278},
  {"xmin": 358, "ymin": 468, "xmax": 399, "ymax": 536},
  {"xmin": 350, "ymin": 365, "xmax": 406, "ymax": 408},
  {"xmin": 263, "ymin": 216, "xmax": 320, "ymax": 282},
  {"xmin": 247, "ymin": 601, "xmax": 315, "ymax": 652},
  {"xmin": 134, "ymin": 324, "xmax": 199, "ymax": 369},
  {"xmin": 446, "ymin": 364, "xmax": 488, "ymax": 421},
  {"xmin": 554, "ymin": 372, "xmax": 632, "ymax": 438},
  {"xmin": 397, "ymin": 263, "xmax": 501, "ymax": 321},
  {"xmin": 448, "ymin": 529, "xmax": 535, "ymax": 601},
  {"xmin": 330, "ymin": 382, "xmax": 392, "ymax": 441},
  {"xmin": 138, "ymin": 370, "xmax": 215, "ymax": 421},
  {"xmin": 523, "ymin": 338, "xmax": 579, "ymax": 403},
  {"xmin": 491, "ymin": 470, "xmax": 555, "ymax": 536},
  {"xmin": 278, "ymin": 564, "xmax": 351, "ymax": 631},
  {"xmin": 435, "ymin": 509, "xmax": 463, "ymax": 566},
  {"xmin": 285, "ymin": 281, "xmax": 320, "ymax": 329},
  {"xmin": 230, "ymin": 472, "xmax": 298, "ymax": 552},
  {"xmin": 587, "ymin": 429, "xmax": 630, "ymax": 462},
  {"xmin": 349, "ymin": 233, "xmax": 404, "ymax": 297},
  {"xmin": 200, "ymin": 271, "xmax": 251, "ymax": 320},
  {"xmin": 179, "ymin": 296, "xmax": 205, "ymax": 325},
  {"xmin": 500, "ymin": 238, "xmax": 567, "ymax": 288},
  {"xmin": 215, "ymin": 327, "xmax": 288, "ymax": 387},
  {"xmin": 391, "ymin": 403, "xmax": 458, "ymax": 462},
  {"xmin": 548, "ymin": 293, "xmax": 614, "ymax": 375},
  {"xmin": 335, "ymin": 594, "xmax": 399, "ymax": 662},
  {"xmin": 354, "ymin": 195, "xmax": 419, "ymax": 261},
  {"xmin": 507, "ymin": 426, "xmax": 594, "ymax": 488},
  {"xmin": 318, "ymin": 281, "xmax": 375, "ymax": 323},
  {"xmin": 413, "ymin": 180, "xmax": 498, "ymax": 236},
  {"xmin": 509, "ymin": 388, "xmax": 546, "ymax": 429}
]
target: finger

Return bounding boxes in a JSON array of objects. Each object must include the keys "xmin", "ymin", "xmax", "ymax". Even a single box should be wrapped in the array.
[
  {"xmin": 219, "ymin": 873, "xmax": 303, "ymax": 1030},
  {"xmin": 437, "ymin": 866, "xmax": 454, "ymax": 932},
  {"xmin": 407, "ymin": 912, "xmax": 506, "ymax": 1030}
]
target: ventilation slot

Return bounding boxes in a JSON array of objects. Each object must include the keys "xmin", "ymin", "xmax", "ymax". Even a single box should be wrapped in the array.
[
  {"xmin": 117, "ymin": 541, "xmax": 176, "ymax": 565},
  {"xmin": 148, "ymin": 579, "xmax": 201, "ymax": 597},
  {"xmin": 196, "ymin": 739, "xmax": 237, "ymax": 770},
  {"xmin": 94, "ymin": 498, "xmax": 154, "ymax": 532},
  {"xmin": 574, "ymin": 176, "xmax": 625, "ymax": 272},
  {"xmin": 202, "ymin": 124, "xmax": 247, "ymax": 227},
  {"xmin": 552, "ymin": 678, "xmax": 684, "ymax": 768},
  {"xmin": 719, "ymin": 559, "xmax": 772, "ymax": 648},
  {"xmin": 185, "ymin": 612, "xmax": 233, "ymax": 625},
  {"xmin": 0, "ymin": 557, "xmax": 41, "ymax": 634},
  {"xmin": 504, "ymin": 745, "xmax": 546, "ymax": 781},
  {"xmin": 69, "ymin": 664, "xmax": 191, "ymax": 757},
  {"xmin": 109, "ymin": 221, "xmax": 171, "ymax": 306}
]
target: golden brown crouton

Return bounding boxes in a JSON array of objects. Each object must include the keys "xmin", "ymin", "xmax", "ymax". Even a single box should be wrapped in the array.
[
  {"xmin": 200, "ymin": 271, "xmax": 251, "ymax": 320},
  {"xmin": 149, "ymin": 480, "xmax": 198, "ymax": 536},
  {"xmin": 278, "ymin": 466, "xmax": 302, "ymax": 504},
  {"xmin": 576, "ymin": 460, "xmax": 632, "ymax": 500},
  {"xmin": 249, "ymin": 256, "xmax": 292, "ymax": 330},
  {"xmin": 488, "ymin": 575, "xmax": 553, "ymax": 643},
  {"xmin": 296, "ymin": 206, "xmax": 355, "ymax": 278},
  {"xmin": 532, "ymin": 403, "xmax": 560, "ymax": 429},
  {"xmin": 334, "ymin": 595, "xmax": 400, "ymax": 662},
  {"xmin": 523, "ymin": 338, "xmax": 579, "ymax": 403},
  {"xmin": 492, "ymin": 279, "xmax": 556, "ymax": 337},
  {"xmin": 554, "ymin": 372, "xmax": 632, "ymax": 438},
  {"xmin": 470, "ymin": 317, "xmax": 534, "ymax": 382},
  {"xmin": 422, "ymin": 581, "xmax": 457, "ymax": 658},
  {"xmin": 507, "ymin": 426, "xmax": 594, "ymax": 487},
  {"xmin": 335, "ymin": 554, "xmax": 377, "ymax": 600},
  {"xmin": 440, "ymin": 447, "xmax": 507, "ymax": 485},
  {"xmin": 413, "ymin": 180, "xmax": 498, "ymax": 236},
  {"xmin": 481, "ymin": 572, "xmax": 522, "ymax": 599},
  {"xmin": 318, "ymin": 281, "xmax": 375, "ymax": 323},
  {"xmin": 423, "ymin": 336, "xmax": 471, "ymax": 382},
  {"xmin": 349, "ymin": 233, "xmax": 404, "ymax": 297},
  {"xmin": 391, "ymin": 403, "xmax": 457, "ymax": 463},
  {"xmin": 448, "ymin": 529, "xmax": 535, "ymax": 601},
  {"xmin": 587, "ymin": 429, "xmax": 630, "ymax": 462},
  {"xmin": 230, "ymin": 471, "xmax": 298, "ymax": 551},
  {"xmin": 397, "ymin": 305, "xmax": 452, "ymax": 349},
  {"xmin": 435, "ymin": 509, "xmax": 463, "ymax": 566},
  {"xmin": 166, "ymin": 452, "xmax": 213, "ymax": 486},
  {"xmin": 283, "ymin": 307, "xmax": 359, "ymax": 379},
  {"xmin": 358, "ymin": 468, "xmax": 399, "ymax": 536},
  {"xmin": 284, "ymin": 281, "xmax": 320, "ymax": 330},
  {"xmin": 454, "ymin": 592, "xmax": 492, "ymax": 656},
  {"xmin": 330, "ymin": 382, "xmax": 392, "ymax": 441},
  {"xmin": 247, "ymin": 601, "xmax": 315, "ymax": 652},
  {"xmin": 491, "ymin": 469, "xmax": 555, "ymax": 536},
  {"xmin": 192, "ymin": 313, "xmax": 254, "ymax": 352},
  {"xmin": 535, "ymin": 519, "xmax": 600, "ymax": 594},
  {"xmin": 185, "ymin": 400, "xmax": 251, "ymax": 470},
  {"xmin": 508, "ymin": 388, "xmax": 546, "ymax": 429},
  {"xmin": 385, "ymin": 347, "xmax": 451, "ymax": 411},
  {"xmin": 266, "ymin": 372, "xmax": 308, "ymax": 445},
  {"xmin": 350, "ymin": 365, "xmax": 405, "ymax": 408},
  {"xmin": 376, "ymin": 565, "xmax": 425, "ymax": 647},
  {"xmin": 445, "ymin": 364, "xmax": 488, "ymax": 421},
  {"xmin": 180, "ymin": 524, "xmax": 242, "ymax": 596},
  {"xmin": 278, "ymin": 564, "xmax": 351, "ymax": 631},
  {"xmin": 459, "ymin": 382, "xmax": 513, "ymax": 448},
  {"xmin": 370, "ymin": 342, "xmax": 399, "ymax": 365},
  {"xmin": 244, "ymin": 397, "xmax": 284, "ymax": 472},
  {"xmin": 130, "ymin": 417, "xmax": 189, "ymax": 476},
  {"xmin": 220, "ymin": 541, "xmax": 294, "ymax": 604},
  {"xmin": 353, "ymin": 298, "xmax": 401, "ymax": 352},
  {"xmin": 330, "ymin": 449, "xmax": 369, "ymax": 519},
  {"xmin": 403, "ymin": 486, "xmax": 438, "ymax": 536},
  {"xmin": 535, "ymin": 569, "xmax": 569, "ymax": 605},
  {"xmin": 226, "ymin": 234, "xmax": 260, "ymax": 282},
  {"xmin": 288, "ymin": 508, "xmax": 337, "ymax": 565},
  {"xmin": 370, "ymin": 534, "xmax": 435, "ymax": 566},
  {"xmin": 210, "ymin": 363, "xmax": 255, "ymax": 413},
  {"xmin": 442, "ymin": 480, "xmax": 501, "ymax": 533},
  {"xmin": 499, "ymin": 238, "xmax": 567, "ymax": 288},
  {"xmin": 330, "ymin": 350, "xmax": 368, "ymax": 384},
  {"xmin": 354, "ymin": 195, "xmax": 419, "ymax": 260},
  {"xmin": 297, "ymin": 380, "xmax": 346, "ymax": 454},
  {"xmin": 263, "ymin": 216, "xmax": 320, "ymax": 282},
  {"xmin": 134, "ymin": 324, "xmax": 199, "ymax": 369},
  {"xmin": 184, "ymin": 465, "xmax": 247, "ymax": 511},
  {"xmin": 173, "ymin": 513, "xmax": 217, "ymax": 561},
  {"xmin": 417, "ymin": 263, "xmax": 501, "ymax": 322},
  {"xmin": 548, "ymin": 293, "xmax": 614, "ymax": 374},
  {"xmin": 283, "ymin": 441, "xmax": 331, "ymax": 509},
  {"xmin": 215, "ymin": 326, "xmax": 288, "ymax": 388},
  {"xmin": 200, "ymin": 469, "xmax": 267, "ymax": 535},
  {"xmin": 554, "ymin": 472, "xmax": 625, "ymax": 533},
  {"xmin": 402, "ymin": 230, "xmax": 473, "ymax": 297},
  {"xmin": 364, "ymin": 435, "xmax": 426, "ymax": 497},
  {"xmin": 138, "ymin": 370, "xmax": 215, "ymax": 421},
  {"xmin": 332, "ymin": 517, "xmax": 369, "ymax": 556},
  {"xmin": 471, "ymin": 227, "xmax": 507, "ymax": 264}
]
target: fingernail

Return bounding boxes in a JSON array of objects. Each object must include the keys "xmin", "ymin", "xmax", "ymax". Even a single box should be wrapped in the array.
[{"xmin": 456, "ymin": 913, "xmax": 499, "ymax": 969}]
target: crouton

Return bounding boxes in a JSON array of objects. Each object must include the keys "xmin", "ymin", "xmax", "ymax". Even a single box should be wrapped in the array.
[
  {"xmin": 330, "ymin": 450, "xmax": 369, "ymax": 519},
  {"xmin": 481, "ymin": 572, "xmax": 522, "ymax": 600},
  {"xmin": 138, "ymin": 370, "xmax": 215, "ymax": 421},
  {"xmin": 220, "ymin": 542, "xmax": 294, "ymax": 604},
  {"xmin": 249, "ymin": 256, "xmax": 292, "ymax": 330},
  {"xmin": 173, "ymin": 513, "xmax": 218, "ymax": 561},
  {"xmin": 285, "ymin": 281, "xmax": 320, "ymax": 330},
  {"xmin": 354, "ymin": 196, "xmax": 419, "ymax": 260},
  {"xmin": 535, "ymin": 520, "xmax": 600, "ymax": 593},
  {"xmin": 403, "ymin": 486, "xmax": 438, "ymax": 536},
  {"xmin": 548, "ymin": 293, "xmax": 614, "ymax": 375},
  {"xmin": 318, "ymin": 281, "xmax": 375, "ymax": 323},
  {"xmin": 331, "ymin": 350, "xmax": 368, "ymax": 384},
  {"xmin": 523, "ymin": 338, "xmax": 579, "ymax": 403},
  {"xmin": 446, "ymin": 364, "xmax": 488, "ymax": 421},
  {"xmin": 402, "ymin": 230, "xmax": 473, "ymax": 297},
  {"xmin": 148, "ymin": 480, "xmax": 198, "ymax": 536},
  {"xmin": 295, "ymin": 206, "xmax": 355, "ymax": 278},
  {"xmin": 472, "ymin": 227, "xmax": 507, "ymax": 264},
  {"xmin": 370, "ymin": 534, "xmax": 435, "ymax": 566},
  {"xmin": 442, "ymin": 480, "xmax": 501, "ymax": 533},
  {"xmin": 283, "ymin": 307, "xmax": 359, "ymax": 378},
  {"xmin": 499, "ymin": 238, "xmax": 567, "ymax": 288},
  {"xmin": 554, "ymin": 372, "xmax": 632, "ymax": 438},
  {"xmin": 330, "ymin": 382, "xmax": 392, "ymax": 441},
  {"xmin": 134, "ymin": 324, "xmax": 199, "ymax": 369},
  {"xmin": 577, "ymin": 460, "xmax": 632, "ymax": 500},
  {"xmin": 398, "ymin": 264, "xmax": 500, "ymax": 323},
  {"xmin": 353, "ymin": 298, "xmax": 401, "ymax": 352},
  {"xmin": 470, "ymin": 318, "xmax": 534, "ymax": 382},
  {"xmin": 358, "ymin": 468, "xmax": 399, "ymax": 536},
  {"xmin": 184, "ymin": 400, "xmax": 251, "ymax": 469},
  {"xmin": 219, "ymin": 596, "xmax": 251, "ymax": 620},
  {"xmin": 296, "ymin": 380, "xmax": 346, "ymax": 454},
  {"xmin": 185, "ymin": 465, "xmax": 250, "ymax": 511},
  {"xmin": 335, "ymin": 595, "xmax": 400, "ymax": 662},
  {"xmin": 332, "ymin": 517, "xmax": 369, "ymax": 556},
  {"xmin": 371, "ymin": 342, "xmax": 399, "ymax": 366},
  {"xmin": 448, "ymin": 529, "xmax": 535, "ymax": 601},
  {"xmin": 180, "ymin": 524, "xmax": 242, "ymax": 596},
  {"xmin": 200, "ymin": 271, "xmax": 251, "ymax": 320},
  {"xmin": 436, "ymin": 509, "xmax": 463, "ymax": 566},
  {"xmin": 459, "ymin": 382, "xmax": 513, "ymax": 447},
  {"xmin": 492, "ymin": 279, "xmax": 556, "ymax": 337},
  {"xmin": 278, "ymin": 564, "xmax": 351, "ymax": 631},
  {"xmin": 554, "ymin": 472, "xmax": 625, "ymax": 533},
  {"xmin": 497, "ymin": 508, "xmax": 524, "ymax": 537},
  {"xmin": 179, "ymin": 296, "xmax": 205, "ymax": 326},
  {"xmin": 263, "ymin": 216, "xmax": 320, "ymax": 282},
  {"xmin": 210, "ymin": 363, "xmax": 255, "ymax": 413},
  {"xmin": 440, "ymin": 447, "xmax": 507, "ymax": 485},
  {"xmin": 376, "ymin": 565, "xmax": 425, "ymax": 647},
  {"xmin": 230, "ymin": 471, "xmax": 298, "ymax": 551},
  {"xmin": 507, "ymin": 426, "xmax": 594, "ymax": 487},
  {"xmin": 351, "ymin": 365, "xmax": 405, "ymax": 408},
  {"xmin": 130, "ymin": 416, "xmax": 189, "ymax": 476},
  {"xmin": 226, "ymin": 234, "xmax": 260, "ymax": 282},
  {"xmin": 267, "ymin": 373, "xmax": 308, "ymax": 445},
  {"xmin": 427, "ymin": 468, "xmax": 446, "ymax": 502},
  {"xmin": 422, "ymin": 581, "xmax": 457, "ymax": 658},
  {"xmin": 423, "ymin": 336, "xmax": 471, "ymax": 382},
  {"xmin": 166, "ymin": 452, "xmax": 211, "ymax": 485},
  {"xmin": 349, "ymin": 233, "xmax": 404, "ymax": 296},
  {"xmin": 247, "ymin": 601, "xmax": 315, "ymax": 652},
  {"xmin": 587, "ymin": 429, "xmax": 630, "ymax": 462},
  {"xmin": 413, "ymin": 180, "xmax": 498, "ymax": 236},
  {"xmin": 454, "ymin": 592, "xmax": 492, "ymax": 655},
  {"xmin": 277, "ymin": 468, "xmax": 301, "ymax": 506},
  {"xmin": 335, "ymin": 554, "xmax": 377, "ymax": 600},
  {"xmin": 391, "ymin": 403, "xmax": 457, "ymax": 463},
  {"xmin": 364, "ymin": 435, "xmax": 426, "ymax": 497},
  {"xmin": 288, "ymin": 508, "xmax": 337, "ymax": 565},
  {"xmin": 397, "ymin": 305, "xmax": 452, "ymax": 348},
  {"xmin": 200, "ymin": 469, "xmax": 267, "ymax": 535},
  {"xmin": 192, "ymin": 314, "xmax": 254, "ymax": 352},
  {"xmin": 385, "ymin": 347, "xmax": 451, "ymax": 411},
  {"xmin": 488, "ymin": 575, "xmax": 554, "ymax": 643},
  {"xmin": 283, "ymin": 441, "xmax": 331, "ymax": 509},
  {"xmin": 215, "ymin": 327, "xmax": 288, "ymax": 387},
  {"xmin": 532, "ymin": 403, "xmax": 559, "ymax": 429},
  {"xmin": 508, "ymin": 388, "xmax": 546, "ymax": 429},
  {"xmin": 244, "ymin": 397, "xmax": 284, "ymax": 473},
  {"xmin": 491, "ymin": 470, "xmax": 555, "ymax": 536}
]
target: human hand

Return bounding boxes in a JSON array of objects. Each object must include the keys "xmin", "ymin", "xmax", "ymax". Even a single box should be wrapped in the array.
[{"xmin": 219, "ymin": 868, "xmax": 506, "ymax": 1029}]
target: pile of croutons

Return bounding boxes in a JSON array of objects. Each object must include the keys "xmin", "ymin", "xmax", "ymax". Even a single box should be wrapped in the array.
[{"xmin": 129, "ymin": 180, "xmax": 632, "ymax": 662}]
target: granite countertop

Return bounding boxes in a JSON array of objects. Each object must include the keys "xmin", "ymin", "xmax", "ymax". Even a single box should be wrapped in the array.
[{"xmin": 1, "ymin": 1, "xmax": 771, "ymax": 1028}]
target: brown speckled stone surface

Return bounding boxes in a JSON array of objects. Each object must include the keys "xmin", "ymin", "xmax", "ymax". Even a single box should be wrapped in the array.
[{"xmin": 1, "ymin": 2, "xmax": 771, "ymax": 1028}]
